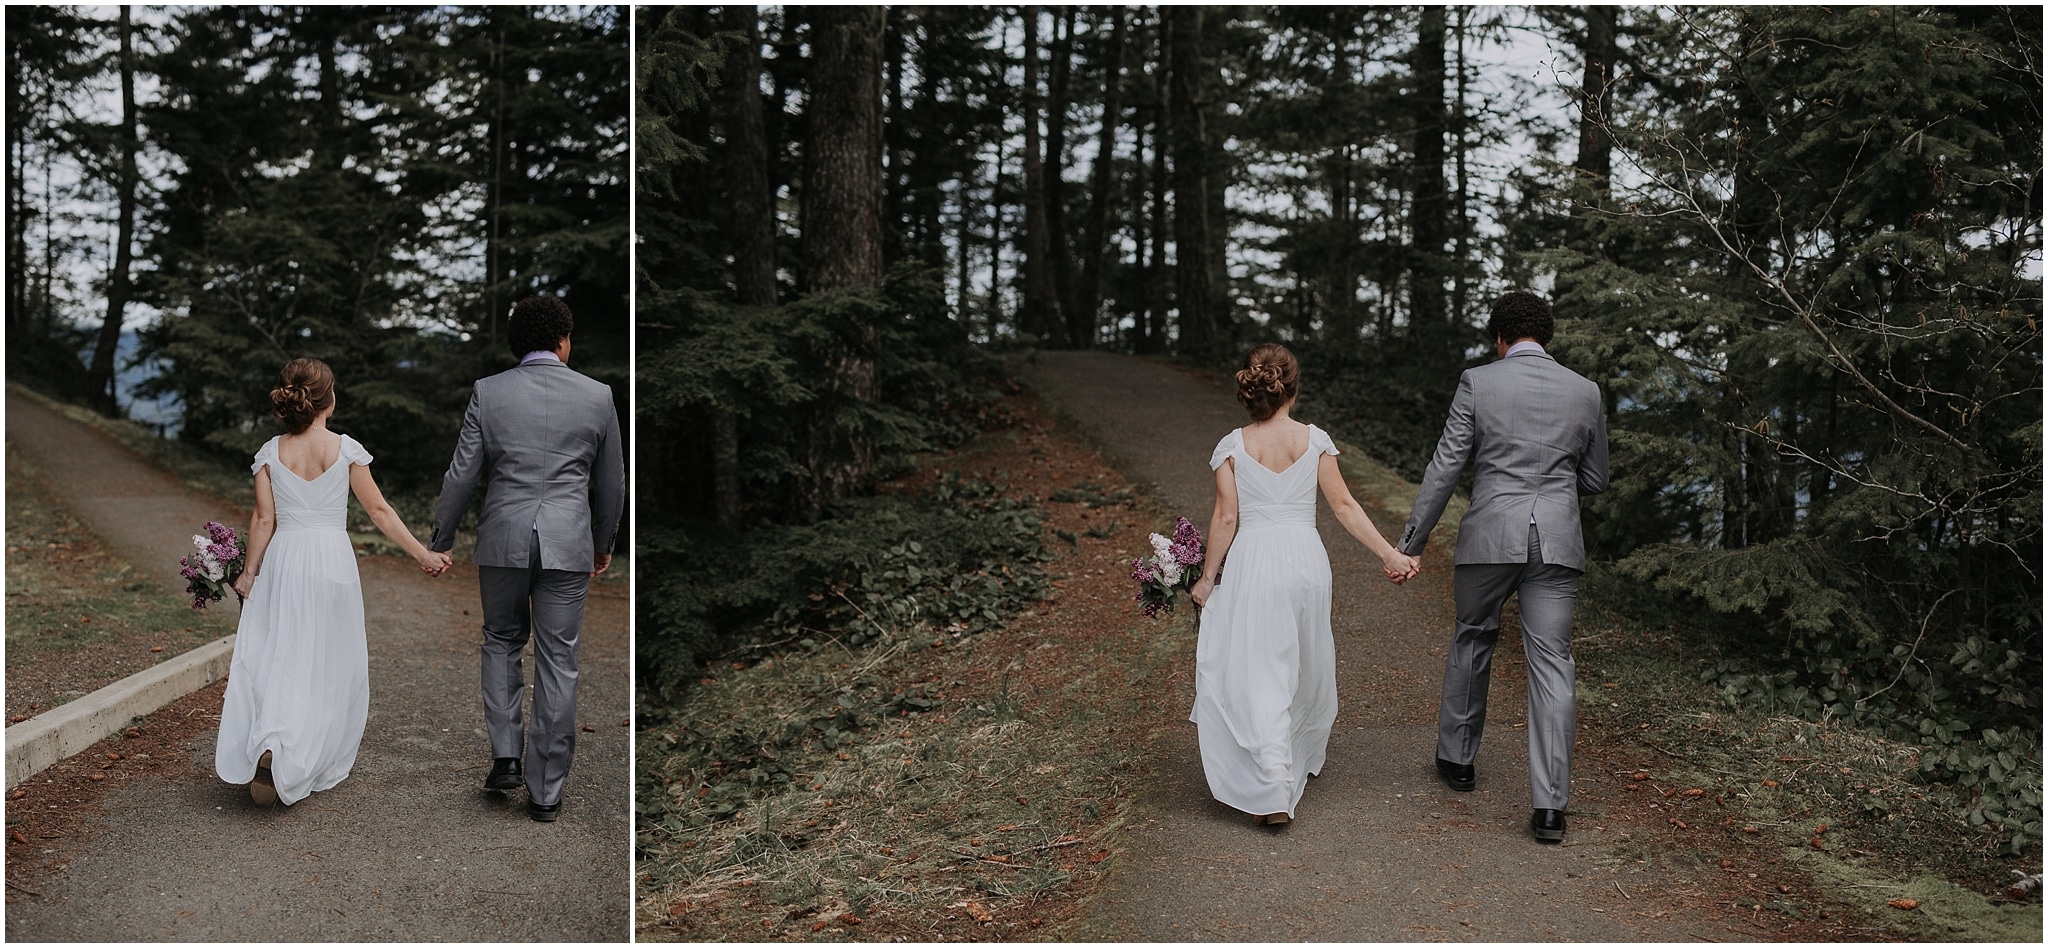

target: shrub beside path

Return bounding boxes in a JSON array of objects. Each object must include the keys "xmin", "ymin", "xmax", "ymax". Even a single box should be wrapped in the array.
[
  {"xmin": 4, "ymin": 395, "xmax": 629, "ymax": 941},
  {"xmin": 1022, "ymin": 350, "xmax": 1729, "ymax": 942}
]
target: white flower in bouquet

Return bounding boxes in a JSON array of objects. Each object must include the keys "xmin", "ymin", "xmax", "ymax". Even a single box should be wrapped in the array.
[{"xmin": 1156, "ymin": 556, "xmax": 1184, "ymax": 586}]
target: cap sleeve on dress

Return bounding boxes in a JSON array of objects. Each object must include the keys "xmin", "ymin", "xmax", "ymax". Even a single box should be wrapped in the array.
[
  {"xmin": 1309, "ymin": 425, "xmax": 1341, "ymax": 457},
  {"xmin": 1209, "ymin": 429, "xmax": 1243, "ymax": 471},
  {"xmin": 339, "ymin": 435, "xmax": 375, "ymax": 467},
  {"xmin": 250, "ymin": 437, "xmax": 279, "ymax": 475}
]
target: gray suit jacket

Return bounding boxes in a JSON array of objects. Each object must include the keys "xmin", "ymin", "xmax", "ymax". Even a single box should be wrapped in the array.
[
  {"xmin": 1398, "ymin": 348, "xmax": 1608, "ymax": 569},
  {"xmin": 431, "ymin": 360, "xmax": 625, "ymax": 572}
]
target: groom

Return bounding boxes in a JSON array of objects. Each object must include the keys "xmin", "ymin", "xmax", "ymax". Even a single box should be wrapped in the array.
[
  {"xmin": 1397, "ymin": 290, "xmax": 1608, "ymax": 843},
  {"xmin": 432, "ymin": 295, "xmax": 626, "ymax": 822}
]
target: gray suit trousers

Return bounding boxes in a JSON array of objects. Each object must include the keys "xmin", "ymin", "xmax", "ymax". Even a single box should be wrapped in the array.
[
  {"xmin": 479, "ymin": 531, "xmax": 590, "ymax": 807},
  {"xmin": 1439, "ymin": 524, "xmax": 1581, "ymax": 810}
]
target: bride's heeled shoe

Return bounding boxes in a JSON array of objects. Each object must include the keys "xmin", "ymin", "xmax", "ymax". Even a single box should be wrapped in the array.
[
  {"xmin": 1258, "ymin": 812, "xmax": 1290, "ymax": 826},
  {"xmin": 250, "ymin": 750, "xmax": 278, "ymax": 807}
]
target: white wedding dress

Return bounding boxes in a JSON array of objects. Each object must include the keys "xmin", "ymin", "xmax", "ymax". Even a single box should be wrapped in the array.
[
  {"xmin": 1190, "ymin": 425, "xmax": 1340, "ymax": 818},
  {"xmin": 214, "ymin": 435, "xmax": 373, "ymax": 805}
]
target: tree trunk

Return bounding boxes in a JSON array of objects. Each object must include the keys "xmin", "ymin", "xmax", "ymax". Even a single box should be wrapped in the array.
[
  {"xmin": 1408, "ymin": 7, "xmax": 1449, "ymax": 365},
  {"xmin": 802, "ymin": 5, "xmax": 887, "ymax": 511},
  {"xmin": 1047, "ymin": 6, "xmax": 1080, "ymax": 346},
  {"xmin": 485, "ymin": 20, "xmax": 506, "ymax": 345},
  {"xmin": 803, "ymin": 6, "xmax": 886, "ymax": 292},
  {"xmin": 1077, "ymin": 6, "xmax": 1128, "ymax": 351},
  {"xmin": 882, "ymin": 11, "xmax": 907, "ymax": 264},
  {"xmin": 1145, "ymin": 15, "xmax": 1171, "ymax": 355},
  {"xmin": 1573, "ymin": 4, "xmax": 1616, "ymax": 195},
  {"xmin": 717, "ymin": 4, "xmax": 776, "ymax": 528},
  {"xmin": 1167, "ymin": 6, "xmax": 1217, "ymax": 362},
  {"xmin": 1326, "ymin": 32, "xmax": 1358, "ymax": 342},
  {"xmin": 1452, "ymin": 6, "xmax": 1472, "ymax": 324},
  {"xmin": 1020, "ymin": 6, "xmax": 1057, "ymax": 345},
  {"xmin": 7, "ymin": 41, "xmax": 27, "ymax": 343},
  {"xmin": 723, "ymin": 5, "xmax": 778, "ymax": 307},
  {"xmin": 1202, "ymin": 14, "xmax": 1229, "ymax": 344},
  {"xmin": 86, "ymin": 6, "xmax": 139, "ymax": 414}
]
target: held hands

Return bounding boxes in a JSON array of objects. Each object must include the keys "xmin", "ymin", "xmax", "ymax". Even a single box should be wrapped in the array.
[
  {"xmin": 417, "ymin": 549, "xmax": 453, "ymax": 577},
  {"xmin": 1381, "ymin": 550, "xmax": 1421, "ymax": 585}
]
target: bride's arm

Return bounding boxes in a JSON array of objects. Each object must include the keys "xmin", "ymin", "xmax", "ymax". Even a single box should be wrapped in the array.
[
  {"xmin": 1189, "ymin": 460, "xmax": 1239, "ymax": 607},
  {"xmin": 1316, "ymin": 454, "xmax": 1418, "ymax": 582},
  {"xmin": 231, "ymin": 469, "xmax": 277, "ymax": 599},
  {"xmin": 349, "ymin": 464, "xmax": 453, "ymax": 575}
]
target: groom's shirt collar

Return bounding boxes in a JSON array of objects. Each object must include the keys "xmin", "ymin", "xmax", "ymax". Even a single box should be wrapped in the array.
[
  {"xmin": 1505, "ymin": 340, "xmax": 1547, "ymax": 358},
  {"xmin": 519, "ymin": 350, "xmax": 563, "ymax": 366}
]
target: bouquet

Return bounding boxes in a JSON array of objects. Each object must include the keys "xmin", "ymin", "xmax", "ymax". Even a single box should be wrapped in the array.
[
  {"xmin": 180, "ymin": 521, "xmax": 247, "ymax": 610},
  {"xmin": 1130, "ymin": 516, "xmax": 1205, "ymax": 619}
]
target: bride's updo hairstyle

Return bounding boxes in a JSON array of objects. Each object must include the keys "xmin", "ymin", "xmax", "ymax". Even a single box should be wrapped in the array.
[
  {"xmin": 271, "ymin": 358, "xmax": 336, "ymax": 435},
  {"xmin": 1235, "ymin": 343, "xmax": 1300, "ymax": 422}
]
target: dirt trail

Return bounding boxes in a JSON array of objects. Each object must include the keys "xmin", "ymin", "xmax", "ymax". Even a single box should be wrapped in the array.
[
  {"xmin": 4, "ymin": 395, "xmax": 629, "ymax": 941},
  {"xmin": 1022, "ymin": 350, "xmax": 1730, "ymax": 942}
]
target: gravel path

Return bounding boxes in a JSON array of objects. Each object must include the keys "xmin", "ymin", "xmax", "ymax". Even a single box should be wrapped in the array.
[
  {"xmin": 4, "ymin": 395, "xmax": 629, "ymax": 942},
  {"xmin": 1021, "ymin": 350, "xmax": 1725, "ymax": 942}
]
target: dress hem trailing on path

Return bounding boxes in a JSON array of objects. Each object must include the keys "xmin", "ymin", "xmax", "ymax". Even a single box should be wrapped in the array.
[
  {"xmin": 214, "ymin": 435, "xmax": 373, "ymax": 806},
  {"xmin": 1189, "ymin": 425, "xmax": 1340, "ymax": 818}
]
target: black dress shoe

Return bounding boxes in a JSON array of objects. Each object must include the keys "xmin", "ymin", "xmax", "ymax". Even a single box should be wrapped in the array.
[
  {"xmin": 528, "ymin": 800, "xmax": 561, "ymax": 822},
  {"xmin": 485, "ymin": 757, "xmax": 524, "ymax": 792},
  {"xmin": 1531, "ymin": 808, "xmax": 1566, "ymax": 842},
  {"xmin": 1435, "ymin": 757, "xmax": 1475, "ymax": 792}
]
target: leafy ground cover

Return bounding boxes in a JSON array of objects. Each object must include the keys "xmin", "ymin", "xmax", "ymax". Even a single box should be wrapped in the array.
[
  {"xmin": 1570, "ymin": 581, "xmax": 2043, "ymax": 940},
  {"xmin": 635, "ymin": 393, "xmax": 1192, "ymax": 940}
]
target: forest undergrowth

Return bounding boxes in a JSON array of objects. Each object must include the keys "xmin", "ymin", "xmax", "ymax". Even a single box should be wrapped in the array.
[{"xmin": 634, "ymin": 394, "xmax": 1190, "ymax": 941}]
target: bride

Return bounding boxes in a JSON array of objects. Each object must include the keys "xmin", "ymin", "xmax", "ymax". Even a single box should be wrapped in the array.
[
  {"xmin": 1188, "ymin": 344, "xmax": 1418, "ymax": 825},
  {"xmin": 214, "ymin": 358, "xmax": 451, "ymax": 806}
]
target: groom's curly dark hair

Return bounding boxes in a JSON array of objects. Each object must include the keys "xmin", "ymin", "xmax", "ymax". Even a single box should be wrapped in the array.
[
  {"xmin": 508, "ymin": 295, "xmax": 575, "ymax": 359},
  {"xmin": 1488, "ymin": 290, "xmax": 1554, "ymax": 346}
]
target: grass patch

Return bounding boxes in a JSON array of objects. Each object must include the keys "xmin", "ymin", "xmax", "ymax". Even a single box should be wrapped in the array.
[
  {"xmin": 1573, "ymin": 573, "xmax": 2043, "ymax": 940},
  {"xmin": 4, "ymin": 445, "xmax": 229, "ymax": 720}
]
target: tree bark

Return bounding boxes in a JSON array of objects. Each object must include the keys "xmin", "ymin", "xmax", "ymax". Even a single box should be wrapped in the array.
[
  {"xmin": 1047, "ymin": 6, "xmax": 1080, "ymax": 346},
  {"xmin": 802, "ymin": 5, "xmax": 887, "ymax": 510},
  {"xmin": 717, "ymin": 4, "xmax": 776, "ymax": 528},
  {"xmin": 1408, "ymin": 7, "xmax": 1449, "ymax": 365},
  {"xmin": 1452, "ymin": 6, "xmax": 1472, "ymax": 324},
  {"xmin": 86, "ymin": 6, "xmax": 139, "ymax": 414},
  {"xmin": 1167, "ymin": 6, "xmax": 1217, "ymax": 362},
  {"xmin": 804, "ymin": 6, "xmax": 886, "ymax": 293},
  {"xmin": 723, "ymin": 4, "xmax": 778, "ymax": 307},
  {"xmin": 882, "ymin": 11, "xmax": 907, "ymax": 264},
  {"xmin": 1144, "ymin": 12, "xmax": 1170, "ymax": 355},
  {"xmin": 1325, "ymin": 32, "xmax": 1358, "ymax": 342},
  {"xmin": 1573, "ymin": 4, "xmax": 1616, "ymax": 195},
  {"xmin": 1020, "ymin": 6, "xmax": 1057, "ymax": 345},
  {"xmin": 1076, "ymin": 6, "xmax": 1127, "ymax": 351},
  {"xmin": 7, "ymin": 31, "xmax": 28, "ymax": 343}
]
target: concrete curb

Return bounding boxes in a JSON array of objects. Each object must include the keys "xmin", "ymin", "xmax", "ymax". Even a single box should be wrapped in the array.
[{"xmin": 5, "ymin": 634, "xmax": 236, "ymax": 790}]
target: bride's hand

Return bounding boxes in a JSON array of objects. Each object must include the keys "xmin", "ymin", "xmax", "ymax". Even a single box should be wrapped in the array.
[
  {"xmin": 1189, "ymin": 576, "xmax": 1214, "ymax": 608},
  {"xmin": 231, "ymin": 571, "xmax": 255, "ymax": 599},
  {"xmin": 1382, "ymin": 551, "xmax": 1420, "ymax": 584},
  {"xmin": 419, "ymin": 550, "xmax": 453, "ymax": 576}
]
